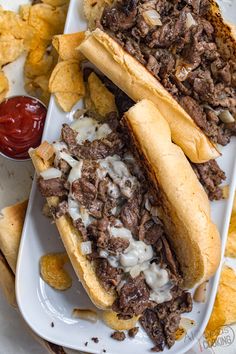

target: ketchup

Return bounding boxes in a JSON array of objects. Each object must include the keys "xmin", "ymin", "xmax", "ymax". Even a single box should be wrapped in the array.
[{"xmin": 0, "ymin": 96, "xmax": 47, "ymax": 159}]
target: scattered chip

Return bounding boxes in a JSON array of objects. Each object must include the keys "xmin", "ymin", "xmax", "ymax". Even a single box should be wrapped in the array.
[
  {"xmin": 0, "ymin": 71, "xmax": 9, "ymax": 103},
  {"xmin": 225, "ymin": 213, "xmax": 236, "ymax": 258},
  {"xmin": 36, "ymin": 141, "xmax": 55, "ymax": 161},
  {"xmin": 83, "ymin": 0, "xmax": 113, "ymax": 29},
  {"xmin": 88, "ymin": 72, "xmax": 117, "ymax": 117},
  {"xmin": 24, "ymin": 41, "xmax": 55, "ymax": 78},
  {"xmin": 26, "ymin": 4, "xmax": 68, "ymax": 41},
  {"xmin": 72, "ymin": 308, "xmax": 98, "ymax": 323},
  {"xmin": 102, "ymin": 311, "xmax": 139, "ymax": 330},
  {"xmin": 205, "ymin": 266, "xmax": 236, "ymax": 346},
  {"xmin": 42, "ymin": 0, "xmax": 69, "ymax": 6},
  {"xmin": 49, "ymin": 60, "xmax": 85, "ymax": 111},
  {"xmin": 54, "ymin": 92, "xmax": 82, "ymax": 112},
  {"xmin": 40, "ymin": 252, "xmax": 72, "ymax": 290},
  {"xmin": 52, "ymin": 32, "xmax": 85, "ymax": 61},
  {"xmin": 0, "ymin": 34, "xmax": 24, "ymax": 67}
]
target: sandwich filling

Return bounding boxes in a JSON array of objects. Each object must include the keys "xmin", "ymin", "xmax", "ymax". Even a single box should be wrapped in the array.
[
  {"xmin": 37, "ymin": 111, "xmax": 192, "ymax": 351},
  {"xmin": 100, "ymin": 0, "xmax": 236, "ymax": 145}
]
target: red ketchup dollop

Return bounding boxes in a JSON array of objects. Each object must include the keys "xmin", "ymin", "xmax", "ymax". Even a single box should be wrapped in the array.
[{"xmin": 0, "ymin": 96, "xmax": 47, "ymax": 159}]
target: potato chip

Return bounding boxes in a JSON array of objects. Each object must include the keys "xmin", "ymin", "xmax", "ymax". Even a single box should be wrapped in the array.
[
  {"xmin": 19, "ymin": 4, "xmax": 31, "ymax": 21},
  {"xmin": 54, "ymin": 92, "xmax": 81, "ymax": 112},
  {"xmin": 24, "ymin": 41, "xmax": 55, "ymax": 78},
  {"xmin": 225, "ymin": 213, "xmax": 236, "ymax": 258},
  {"xmin": 0, "ymin": 34, "xmax": 24, "ymax": 67},
  {"xmin": 0, "ymin": 6, "xmax": 33, "ymax": 41},
  {"xmin": 26, "ymin": 3, "xmax": 68, "ymax": 41},
  {"xmin": 52, "ymin": 32, "xmax": 85, "ymax": 61},
  {"xmin": 49, "ymin": 60, "xmax": 84, "ymax": 94},
  {"xmin": 102, "ymin": 311, "xmax": 139, "ymax": 330},
  {"xmin": 83, "ymin": 0, "xmax": 113, "ymax": 29},
  {"xmin": 205, "ymin": 266, "xmax": 236, "ymax": 346},
  {"xmin": 88, "ymin": 72, "xmax": 117, "ymax": 117},
  {"xmin": 42, "ymin": 0, "xmax": 69, "ymax": 6},
  {"xmin": 0, "ymin": 71, "xmax": 9, "ymax": 103},
  {"xmin": 25, "ymin": 75, "xmax": 51, "ymax": 106},
  {"xmin": 40, "ymin": 252, "xmax": 72, "ymax": 290}
]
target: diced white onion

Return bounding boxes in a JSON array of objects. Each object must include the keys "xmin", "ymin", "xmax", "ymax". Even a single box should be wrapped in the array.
[
  {"xmin": 40, "ymin": 168, "xmax": 62, "ymax": 180},
  {"xmin": 80, "ymin": 241, "xmax": 92, "ymax": 255},
  {"xmin": 145, "ymin": 198, "xmax": 151, "ymax": 211},
  {"xmin": 67, "ymin": 161, "xmax": 83, "ymax": 184},
  {"xmin": 143, "ymin": 10, "xmax": 162, "ymax": 26},
  {"xmin": 186, "ymin": 13, "xmax": 196, "ymax": 29},
  {"xmin": 59, "ymin": 151, "xmax": 78, "ymax": 167},
  {"xmin": 218, "ymin": 110, "xmax": 235, "ymax": 123},
  {"xmin": 175, "ymin": 62, "xmax": 194, "ymax": 82},
  {"xmin": 151, "ymin": 206, "xmax": 160, "ymax": 217}
]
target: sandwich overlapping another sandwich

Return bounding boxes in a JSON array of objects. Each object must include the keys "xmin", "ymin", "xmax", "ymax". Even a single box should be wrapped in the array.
[
  {"xmin": 80, "ymin": 0, "xmax": 236, "ymax": 162},
  {"xmin": 30, "ymin": 98, "xmax": 221, "ymax": 351}
]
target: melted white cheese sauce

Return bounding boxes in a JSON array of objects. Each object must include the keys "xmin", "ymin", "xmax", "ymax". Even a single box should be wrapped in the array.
[
  {"xmin": 99, "ymin": 155, "xmax": 138, "ymax": 198},
  {"xmin": 67, "ymin": 161, "xmax": 83, "ymax": 184},
  {"xmin": 68, "ymin": 197, "xmax": 93, "ymax": 227},
  {"xmin": 71, "ymin": 116, "xmax": 111, "ymax": 144}
]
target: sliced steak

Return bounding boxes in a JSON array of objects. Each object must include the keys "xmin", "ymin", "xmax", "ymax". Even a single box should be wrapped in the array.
[
  {"xmin": 88, "ymin": 218, "xmax": 109, "ymax": 248},
  {"xmin": 73, "ymin": 132, "xmax": 125, "ymax": 160},
  {"xmin": 38, "ymin": 177, "xmax": 68, "ymax": 197},
  {"xmin": 111, "ymin": 331, "xmax": 126, "ymax": 341},
  {"xmin": 112, "ymin": 275, "xmax": 150, "ymax": 317},
  {"xmin": 191, "ymin": 160, "xmax": 226, "ymax": 200},
  {"xmin": 51, "ymin": 200, "xmax": 68, "ymax": 219},
  {"xmin": 128, "ymin": 327, "xmax": 139, "ymax": 337},
  {"xmin": 61, "ymin": 124, "xmax": 77, "ymax": 149},
  {"xmin": 96, "ymin": 258, "xmax": 123, "ymax": 291},
  {"xmin": 108, "ymin": 237, "xmax": 130, "ymax": 253},
  {"xmin": 120, "ymin": 193, "xmax": 142, "ymax": 234}
]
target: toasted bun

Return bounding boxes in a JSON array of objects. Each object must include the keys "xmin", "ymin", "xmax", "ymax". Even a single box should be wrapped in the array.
[
  {"xmin": 30, "ymin": 148, "xmax": 116, "ymax": 310},
  {"xmin": 123, "ymin": 99, "xmax": 221, "ymax": 288},
  {"xmin": 78, "ymin": 28, "xmax": 220, "ymax": 164}
]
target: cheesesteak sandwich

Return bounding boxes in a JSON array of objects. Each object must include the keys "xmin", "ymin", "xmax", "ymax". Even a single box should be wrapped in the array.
[
  {"xmin": 31, "ymin": 99, "xmax": 220, "ymax": 351},
  {"xmin": 83, "ymin": 0, "xmax": 236, "ymax": 156}
]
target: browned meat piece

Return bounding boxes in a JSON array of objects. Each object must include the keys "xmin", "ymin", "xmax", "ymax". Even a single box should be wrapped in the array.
[
  {"xmin": 112, "ymin": 275, "xmax": 150, "ymax": 317},
  {"xmin": 52, "ymin": 200, "xmax": 68, "ymax": 219},
  {"xmin": 111, "ymin": 331, "xmax": 126, "ymax": 341},
  {"xmin": 179, "ymin": 96, "xmax": 208, "ymax": 130},
  {"xmin": 148, "ymin": 13, "xmax": 186, "ymax": 49},
  {"xmin": 192, "ymin": 70, "xmax": 215, "ymax": 101},
  {"xmin": 61, "ymin": 124, "xmax": 77, "ymax": 149},
  {"xmin": 120, "ymin": 194, "xmax": 142, "ymax": 234},
  {"xmin": 56, "ymin": 159, "xmax": 71, "ymax": 176},
  {"xmin": 140, "ymin": 290, "xmax": 192, "ymax": 351},
  {"xmin": 73, "ymin": 132, "xmax": 125, "ymax": 160},
  {"xmin": 128, "ymin": 327, "xmax": 139, "ymax": 337},
  {"xmin": 124, "ymin": 38, "xmax": 146, "ymax": 64},
  {"xmin": 211, "ymin": 58, "xmax": 232, "ymax": 85},
  {"xmin": 96, "ymin": 259, "xmax": 123, "ymax": 291},
  {"xmin": 38, "ymin": 177, "xmax": 68, "ymax": 197},
  {"xmin": 108, "ymin": 237, "xmax": 130, "ymax": 253},
  {"xmin": 72, "ymin": 179, "xmax": 97, "ymax": 203},
  {"xmin": 161, "ymin": 237, "xmax": 180, "ymax": 278},
  {"xmin": 88, "ymin": 218, "xmax": 109, "ymax": 248},
  {"xmin": 104, "ymin": 111, "xmax": 119, "ymax": 131},
  {"xmin": 101, "ymin": 0, "xmax": 137, "ymax": 32},
  {"xmin": 140, "ymin": 309, "xmax": 165, "ymax": 352},
  {"xmin": 191, "ymin": 160, "xmax": 226, "ymax": 200},
  {"xmin": 139, "ymin": 211, "xmax": 164, "ymax": 245},
  {"xmin": 146, "ymin": 55, "xmax": 161, "ymax": 78},
  {"xmin": 73, "ymin": 218, "xmax": 88, "ymax": 241}
]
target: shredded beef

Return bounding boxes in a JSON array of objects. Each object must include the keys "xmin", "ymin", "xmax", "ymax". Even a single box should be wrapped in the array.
[
  {"xmin": 61, "ymin": 124, "xmax": 77, "ymax": 149},
  {"xmin": 120, "ymin": 193, "xmax": 142, "ymax": 234},
  {"xmin": 128, "ymin": 327, "xmax": 139, "ymax": 337},
  {"xmin": 139, "ymin": 212, "xmax": 164, "ymax": 245},
  {"xmin": 111, "ymin": 331, "xmax": 126, "ymax": 341},
  {"xmin": 38, "ymin": 177, "xmax": 68, "ymax": 197},
  {"xmin": 52, "ymin": 200, "xmax": 68, "ymax": 219},
  {"xmin": 73, "ymin": 132, "xmax": 125, "ymax": 160},
  {"xmin": 96, "ymin": 259, "xmax": 123, "ymax": 291},
  {"xmin": 88, "ymin": 218, "xmax": 109, "ymax": 248},
  {"xmin": 101, "ymin": 0, "xmax": 236, "ymax": 146},
  {"xmin": 140, "ymin": 290, "xmax": 192, "ymax": 351},
  {"xmin": 56, "ymin": 159, "xmax": 71, "ymax": 176},
  {"xmin": 108, "ymin": 237, "xmax": 130, "ymax": 253},
  {"xmin": 112, "ymin": 275, "xmax": 150, "ymax": 317},
  {"xmin": 73, "ymin": 218, "xmax": 88, "ymax": 241},
  {"xmin": 161, "ymin": 237, "xmax": 180, "ymax": 279},
  {"xmin": 191, "ymin": 160, "xmax": 226, "ymax": 200}
]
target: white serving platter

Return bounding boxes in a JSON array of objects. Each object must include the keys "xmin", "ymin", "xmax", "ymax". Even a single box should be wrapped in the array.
[{"xmin": 16, "ymin": 0, "xmax": 236, "ymax": 353}]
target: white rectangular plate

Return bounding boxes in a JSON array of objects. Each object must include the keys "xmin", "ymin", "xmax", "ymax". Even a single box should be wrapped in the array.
[{"xmin": 16, "ymin": 1, "xmax": 236, "ymax": 353}]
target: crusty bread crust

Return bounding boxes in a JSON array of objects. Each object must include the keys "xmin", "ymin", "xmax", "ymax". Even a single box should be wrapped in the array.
[
  {"xmin": 78, "ymin": 28, "xmax": 220, "ymax": 164},
  {"xmin": 30, "ymin": 149, "xmax": 116, "ymax": 310},
  {"xmin": 123, "ymin": 100, "xmax": 221, "ymax": 288}
]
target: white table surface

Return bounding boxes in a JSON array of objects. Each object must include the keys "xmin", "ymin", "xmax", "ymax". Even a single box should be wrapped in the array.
[{"xmin": 0, "ymin": 0, "xmax": 236, "ymax": 353}]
